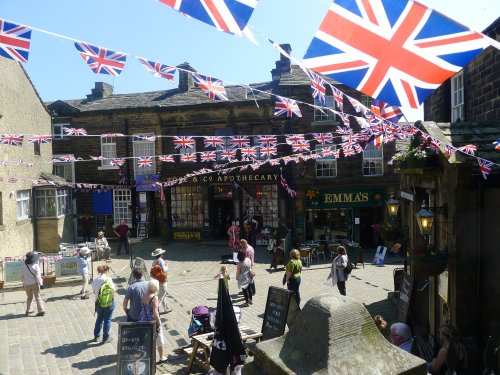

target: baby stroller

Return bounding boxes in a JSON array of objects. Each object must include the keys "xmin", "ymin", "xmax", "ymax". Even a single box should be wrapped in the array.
[{"xmin": 188, "ymin": 306, "xmax": 213, "ymax": 338}]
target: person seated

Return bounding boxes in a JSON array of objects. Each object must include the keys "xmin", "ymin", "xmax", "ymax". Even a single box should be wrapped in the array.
[
  {"xmin": 428, "ymin": 324, "xmax": 467, "ymax": 374},
  {"xmin": 389, "ymin": 322, "xmax": 413, "ymax": 352},
  {"xmin": 374, "ymin": 315, "xmax": 389, "ymax": 339},
  {"xmin": 95, "ymin": 231, "xmax": 111, "ymax": 261}
]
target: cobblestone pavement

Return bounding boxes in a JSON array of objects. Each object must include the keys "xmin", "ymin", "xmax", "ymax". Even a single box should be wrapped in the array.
[{"xmin": 0, "ymin": 239, "xmax": 403, "ymax": 374}]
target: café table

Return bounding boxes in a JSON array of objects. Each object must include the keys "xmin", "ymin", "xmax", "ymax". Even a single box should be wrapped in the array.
[{"xmin": 184, "ymin": 325, "xmax": 263, "ymax": 374}]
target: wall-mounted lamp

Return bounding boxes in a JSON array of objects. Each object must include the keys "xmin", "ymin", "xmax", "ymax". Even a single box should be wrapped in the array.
[
  {"xmin": 386, "ymin": 196, "xmax": 400, "ymax": 218},
  {"xmin": 416, "ymin": 201, "xmax": 434, "ymax": 237}
]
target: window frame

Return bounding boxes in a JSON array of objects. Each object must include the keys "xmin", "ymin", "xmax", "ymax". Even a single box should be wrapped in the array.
[
  {"xmin": 100, "ymin": 136, "xmax": 118, "ymax": 169},
  {"xmin": 451, "ymin": 71, "xmax": 464, "ymax": 123},
  {"xmin": 362, "ymin": 144, "xmax": 384, "ymax": 176},
  {"xmin": 113, "ymin": 189, "xmax": 132, "ymax": 226},
  {"xmin": 133, "ymin": 134, "xmax": 156, "ymax": 177},
  {"xmin": 16, "ymin": 190, "xmax": 31, "ymax": 220},
  {"xmin": 52, "ymin": 154, "xmax": 74, "ymax": 182},
  {"xmin": 53, "ymin": 123, "xmax": 69, "ymax": 140},
  {"xmin": 315, "ymin": 144, "xmax": 337, "ymax": 178},
  {"xmin": 313, "ymin": 96, "xmax": 336, "ymax": 123},
  {"xmin": 35, "ymin": 188, "xmax": 71, "ymax": 218},
  {"xmin": 171, "ymin": 185, "xmax": 204, "ymax": 229}
]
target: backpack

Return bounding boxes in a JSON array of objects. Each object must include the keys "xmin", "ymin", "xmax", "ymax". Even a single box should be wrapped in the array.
[
  {"xmin": 187, "ymin": 305, "xmax": 212, "ymax": 337},
  {"xmin": 344, "ymin": 260, "xmax": 354, "ymax": 276},
  {"xmin": 97, "ymin": 278, "xmax": 114, "ymax": 309},
  {"xmin": 150, "ymin": 263, "xmax": 168, "ymax": 283}
]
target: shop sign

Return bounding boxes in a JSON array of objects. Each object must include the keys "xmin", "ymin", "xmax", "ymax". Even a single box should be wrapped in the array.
[
  {"xmin": 166, "ymin": 173, "xmax": 279, "ymax": 184},
  {"xmin": 136, "ymin": 175, "xmax": 160, "ymax": 192},
  {"xmin": 305, "ymin": 188, "xmax": 386, "ymax": 208},
  {"xmin": 400, "ymin": 191, "xmax": 414, "ymax": 202},
  {"xmin": 5, "ymin": 261, "xmax": 23, "ymax": 283},
  {"xmin": 173, "ymin": 231, "xmax": 202, "ymax": 240},
  {"xmin": 55, "ymin": 257, "xmax": 79, "ymax": 277}
]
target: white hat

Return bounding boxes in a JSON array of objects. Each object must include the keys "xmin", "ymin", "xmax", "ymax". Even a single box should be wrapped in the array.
[
  {"xmin": 151, "ymin": 248, "xmax": 166, "ymax": 257},
  {"xmin": 79, "ymin": 247, "xmax": 91, "ymax": 255}
]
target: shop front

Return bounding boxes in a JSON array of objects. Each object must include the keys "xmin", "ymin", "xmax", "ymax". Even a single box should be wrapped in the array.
[
  {"xmin": 166, "ymin": 172, "xmax": 283, "ymax": 241},
  {"xmin": 300, "ymin": 187, "xmax": 387, "ymax": 247}
]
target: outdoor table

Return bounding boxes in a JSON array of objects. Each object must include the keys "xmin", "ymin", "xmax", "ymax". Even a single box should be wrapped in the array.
[{"xmin": 184, "ymin": 325, "xmax": 262, "ymax": 374}]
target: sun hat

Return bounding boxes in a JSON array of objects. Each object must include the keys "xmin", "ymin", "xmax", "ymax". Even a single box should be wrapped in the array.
[
  {"xmin": 151, "ymin": 248, "xmax": 166, "ymax": 257},
  {"xmin": 25, "ymin": 251, "xmax": 41, "ymax": 264},
  {"xmin": 79, "ymin": 247, "xmax": 91, "ymax": 255},
  {"xmin": 98, "ymin": 231, "xmax": 105, "ymax": 236}
]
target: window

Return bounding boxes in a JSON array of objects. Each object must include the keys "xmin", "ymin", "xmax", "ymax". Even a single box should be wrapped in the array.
[
  {"xmin": 34, "ymin": 143, "xmax": 40, "ymax": 156},
  {"xmin": 361, "ymin": 94, "xmax": 373, "ymax": 109},
  {"xmin": 16, "ymin": 190, "xmax": 30, "ymax": 220},
  {"xmin": 216, "ymin": 137, "xmax": 232, "ymax": 162},
  {"xmin": 101, "ymin": 137, "xmax": 117, "ymax": 168},
  {"xmin": 316, "ymin": 145, "xmax": 337, "ymax": 178},
  {"xmin": 52, "ymin": 155, "xmax": 74, "ymax": 182},
  {"xmin": 171, "ymin": 185, "xmax": 203, "ymax": 228},
  {"xmin": 53, "ymin": 123, "xmax": 68, "ymax": 140},
  {"xmin": 35, "ymin": 188, "xmax": 71, "ymax": 217},
  {"xmin": 242, "ymin": 185, "xmax": 279, "ymax": 228},
  {"xmin": 133, "ymin": 135, "xmax": 156, "ymax": 177},
  {"xmin": 113, "ymin": 189, "xmax": 132, "ymax": 226},
  {"xmin": 363, "ymin": 144, "xmax": 383, "ymax": 176},
  {"xmin": 314, "ymin": 97, "xmax": 336, "ymax": 122},
  {"xmin": 451, "ymin": 71, "xmax": 464, "ymax": 123}
]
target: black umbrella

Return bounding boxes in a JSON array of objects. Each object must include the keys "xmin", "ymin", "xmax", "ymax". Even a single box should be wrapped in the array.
[{"xmin": 209, "ymin": 277, "xmax": 247, "ymax": 373}]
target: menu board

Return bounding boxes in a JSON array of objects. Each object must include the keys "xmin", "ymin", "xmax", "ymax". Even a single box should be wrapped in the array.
[
  {"xmin": 96, "ymin": 215, "xmax": 106, "ymax": 230},
  {"xmin": 394, "ymin": 271, "xmax": 413, "ymax": 323},
  {"xmin": 261, "ymin": 286, "xmax": 301, "ymax": 341},
  {"xmin": 117, "ymin": 322, "xmax": 155, "ymax": 375},
  {"xmin": 137, "ymin": 222, "xmax": 148, "ymax": 239}
]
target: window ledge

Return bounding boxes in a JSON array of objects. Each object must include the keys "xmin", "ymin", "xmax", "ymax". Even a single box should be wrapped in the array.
[
  {"xmin": 98, "ymin": 166, "xmax": 119, "ymax": 171},
  {"xmin": 36, "ymin": 215, "xmax": 67, "ymax": 220},
  {"xmin": 16, "ymin": 218, "xmax": 32, "ymax": 226},
  {"xmin": 312, "ymin": 120, "xmax": 340, "ymax": 126},
  {"xmin": 363, "ymin": 174, "xmax": 384, "ymax": 177}
]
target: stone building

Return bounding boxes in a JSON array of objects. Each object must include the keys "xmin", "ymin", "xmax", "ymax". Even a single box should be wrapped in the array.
[
  {"xmin": 0, "ymin": 58, "xmax": 73, "ymax": 257},
  {"xmin": 398, "ymin": 17, "xmax": 500, "ymax": 370},
  {"xmin": 49, "ymin": 45, "xmax": 399, "ymax": 246}
]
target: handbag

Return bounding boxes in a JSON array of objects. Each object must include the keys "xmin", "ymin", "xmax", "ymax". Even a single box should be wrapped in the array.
[{"xmin": 282, "ymin": 273, "xmax": 287, "ymax": 286}]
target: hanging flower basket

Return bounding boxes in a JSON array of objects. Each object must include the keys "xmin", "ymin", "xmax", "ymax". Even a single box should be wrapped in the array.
[
  {"xmin": 379, "ymin": 229, "xmax": 401, "ymax": 242},
  {"xmin": 0, "ymin": 281, "xmax": 4, "ymax": 289},
  {"xmin": 410, "ymin": 243, "xmax": 448, "ymax": 276}
]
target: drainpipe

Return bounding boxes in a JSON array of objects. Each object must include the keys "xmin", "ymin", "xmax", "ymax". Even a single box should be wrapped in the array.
[
  {"xmin": 33, "ymin": 187, "xmax": 38, "ymax": 251},
  {"xmin": 475, "ymin": 179, "xmax": 482, "ymax": 335}
]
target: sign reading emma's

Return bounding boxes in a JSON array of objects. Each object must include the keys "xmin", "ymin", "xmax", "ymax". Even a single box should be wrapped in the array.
[{"xmin": 305, "ymin": 188, "xmax": 386, "ymax": 208}]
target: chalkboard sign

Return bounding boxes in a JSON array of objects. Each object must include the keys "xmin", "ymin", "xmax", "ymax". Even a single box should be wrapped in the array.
[
  {"xmin": 117, "ymin": 322, "xmax": 156, "ymax": 375},
  {"xmin": 96, "ymin": 215, "xmax": 106, "ymax": 230},
  {"xmin": 128, "ymin": 257, "xmax": 150, "ymax": 285},
  {"xmin": 261, "ymin": 286, "xmax": 301, "ymax": 341},
  {"xmin": 137, "ymin": 222, "xmax": 148, "ymax": 239},
  {"xmin": 394, "ymin": 271, "xmax": 413, "ymax": 323}
]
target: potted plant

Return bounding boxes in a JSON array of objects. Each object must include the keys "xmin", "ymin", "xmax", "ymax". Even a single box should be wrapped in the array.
[
  {"xmin": 390, "ymin": 134, "xmax": 440, "ymax": 170},
  {"xmin": 39, "ymin": 255, "xmax": 57, "ymax": 288},
  {"xmin": 372, "ymin": 222, "xmax": 401, "ymax": 242},
  {"xmin": 409, "ymin": 243, "xmax": 448, "ymax": 276}
]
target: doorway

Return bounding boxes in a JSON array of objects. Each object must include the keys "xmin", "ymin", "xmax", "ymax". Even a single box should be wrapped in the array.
[{"xmin": 214, "ymin": 200, "xmax": 233, "ymax": 239}]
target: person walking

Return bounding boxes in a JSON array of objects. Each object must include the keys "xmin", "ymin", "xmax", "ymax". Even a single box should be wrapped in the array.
[
  {"xmin": 123, "ymin": 267, "xmax": 149, "ymax": 322},
  {"xmin": 20, "ymin": 251, "xmax": 45, "ymax": 316},
  {"xmin": 113, "ymin": 219, "xmax": 130, "ymax": 255},
  {"xmin": 76, "ymin": 247, "xmax": 92, "ymax": 299},
  {"xmin": 239, "ymin": 239, "xmax": 256, "ymax": 296},
  {"xmin": 326, "ymin": 245, "xmax": 349, "ymax": 296},
  {"xmin": 236, "ymin": 251, "xmax": 253, "ymax": 307},
  {"xmin": 139, "ymin": 279, "xmax": 167, "ymax": 364},
  {"xmin": 95, "ymin": 231, "xmax": 111, "ymax": 261},
  {"xmin": 150, "ymin": 248, "xmax": 171, "ymax": 314},
  {"xmin": 92, "ymin": 265, "xmax": 116, "ymax": 344},
  {"xmin": 285, "ymin": 249, "xmax": 303, "ymax": 305},
  {"xmin": 227, "ymin": 221, "xmax": 240, "ymax": 252}
]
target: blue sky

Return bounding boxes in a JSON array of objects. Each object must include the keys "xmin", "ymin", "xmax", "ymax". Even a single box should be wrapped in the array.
[{"xmin": 2, "ymin": 0, "xmax": 499, "ymax": 121}]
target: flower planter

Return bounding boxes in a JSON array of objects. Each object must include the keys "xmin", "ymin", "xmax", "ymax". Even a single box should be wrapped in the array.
[
  {"xmin": 414, "ymin": 256, "xmax": 447, "ymax": 276},
  {"xmin": 42, "ymin": 275, "xmax": 57, "ymax": 288},
  {"xmin": 379, "ymin": 229, "xmax": 401, "ymax": 242},
  {"xmin": 0, "ymin": 281, "xmax": 4, "ymax": 289}
]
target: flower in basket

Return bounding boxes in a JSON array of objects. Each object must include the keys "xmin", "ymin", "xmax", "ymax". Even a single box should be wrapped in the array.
[
  {"xmin": 372, "ymin": 222, "xmax": 398, "ymax": 233},
  {"xmin": 388, "ymin": 134, "xmax": 436, "ymax": 167},
  {"xmin": 409, "ymin": 243, "xmax": 450, "ymax": 276}
]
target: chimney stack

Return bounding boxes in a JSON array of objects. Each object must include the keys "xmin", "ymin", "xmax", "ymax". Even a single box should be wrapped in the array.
[
  {"xmin": 177, "ymin": 62, "xmax": 196, "ymax": 92},
  {"xmin": 271, "ymin": 43, "xmax": 292, "ymax": 81},
  {"xmin": 86, "ymin": 82, "xmax": 113, "ymax": 100}
]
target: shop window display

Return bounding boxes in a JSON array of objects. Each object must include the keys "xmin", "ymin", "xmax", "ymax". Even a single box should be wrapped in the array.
[
  {"xmin": 171, "ymin": 185, "xmax": 203, "ymax": 228},
  {"xmin": 305, "ymin": 208, "xmax": 349, "ymax": 241},
  {"xmin": 242, "ymin": 185, "xmax": 279, "ymax": 228}
]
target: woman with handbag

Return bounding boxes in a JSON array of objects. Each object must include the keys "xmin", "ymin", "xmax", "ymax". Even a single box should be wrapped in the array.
[
  {"xmin": 284, "ymin": 249, "xmax": 303, "ymax": 305},
  {"xmin": 327, "ymin": 246, "xmax": 349, "ymax": 296},
  {"xmin": 236, "ymin": 251, "xmax": 253, "ymax": 307},
  {"xmin": 20, "ymin": 251, "xmax": 45, "ymax": 316}
]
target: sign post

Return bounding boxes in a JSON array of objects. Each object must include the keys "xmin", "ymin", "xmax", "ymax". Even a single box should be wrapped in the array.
[
  {"xmin": 117, "ymin": 322, "xmax": 156, "ymax": 375},
  {"xmin": 394, "ymin": 271, "xmax": 413, "ymax": 323},
  {"xmin": 261, "ymin": 286, "xmax": 301, "ymax": 341}
]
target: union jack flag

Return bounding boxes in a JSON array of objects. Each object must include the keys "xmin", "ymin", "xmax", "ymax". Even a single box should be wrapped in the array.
[
  {"xmin": 102, "ymin": 133, "xmax": 124, "ymax": 137},
  {"xmin": 341, "ymin": 134, "xmax": 360, "ymax": 148},
  {"xmin": 274, "ymin": 96, "xmax": 302, "ymax": 118},
  {"xmin": 303, "ymin": 0, "xmax": 489, "ymax": 108},
  {"xmin": 342, "ymin": 146, "xmax": 356, "ymax": 157},
  {"xmin": 347, "ymin": 96, "xmax": 368, "ymax": 114},
  {"xmin": 336, "ymin": 126, "xmax": 352, "ymax": 135},
  {"xmin": 109, "ymin": 158, "xmax": 125, "ymax": 167},
  {"xmin": 240, "ymin": 147, "xmax": 257, "ymax": 161},
  {"xmin": 158, "ymin": 0, "xmax": 258, "ymax": 36},
  {"xmin": 443, "ymin": 144, "xmax": 456, "ymax": 157},
  {"xmin": 180, "ymin": 153, "xmax": 198, "ymax": 162},
  {"xmin": 372, "ymin": 100, "xmax": 404, "ymax": 123},
  {"xmin": 137, "ymin": 57, "xmax": 176, "ymax": 82},
  {"xmin": 458, "ymin": 144, "xmax": 477, "ymax": 156},
  {"xmin": 259, "ymin": 146, "xmax": 277, "ymax": 158},
  {"xmin": 90, "ymin": 155, "xmax": 105, "ymax": 161},
  {"xmin": 285, "ymin": 134, "xmax": 305, "ymax": 145},
  {"xmin": 478, "ymin": 159, "xmax": 493, "ymax": 180},
  {"xmin": 8, "ymin": 177, "xmax": 18, "ymax": 183},
  {"xmin": 292, "ymin": 141, "xmax": 310, "ymax": 153},
  {"xmin": 59, "ymin": 155, "xmax": 78, "ymax": 162},
  {"xmin": 219, "ymin": 149, "xmax": 236, "ymax": 161},
  {"xmin": 354, "ymin": 116, "xmax": 370, "ymax": 128},
  {"xmin": 230, "ymin": 136, "xmax": 250, "ymax": 148},
  {"xmin": 134, "ymin": 135, "xmax": 156, "ymax": 142},
  {"xmin": 137, "ymin": 157, "xmax": 153, "ymax": 168},
  {"xmin": 203, "ymin": 136, "xmax": 225, "ymax": 149},
  {"xmin": 0, "ymin": 134, "xmax": 24, "ymax": 146},
  {"xmin": 173, "ymin": 136, "xmax": 195, "ymax": 149},
  {"xmin": 493, "ymin": 138, "xmax": 500, "ymax": 151},
  {"xmin": 200, "ymin": 151, "xmax": 217, "ymax": 162},
  {"xmin": 74, "ymin": 42, "xmax": 127, "ymax": 76},
  {"xmin": 320, "ymin": 146, "xmax": 334, "ymax": 157},
  {"xmin": 305, "ymin": 69, "xmax": 327, "ymax": 104},
  {"xmin": 28, "ymin": 135, "xmax": 52, "ymax": 144},
  {"xmin": 427, "ymin": 138, "xmax": 441, "ymax": 154},
  {"xmin": 258, "ymin": 135, "xmax": 278, "ymax": 147},
  {"xmin": 0, "ymin": 19, "xmax": 31, "ymax": 63},
  {"xmin": 337, "ymin": 112, "xmax": 351, "ymax": 127},
  {"xmin": 332, "ymin": 87, "xmax": 344, "ymax": 111},
  {"xmin": 158, "ymin": 155, "xmax": 175, "ymax": 163},
  {"xmin": 192, "ymin": 73, "xmax": 228, "ymax": 101},
  {"xmin": 313, "ymin": 133, "xmax": 333, "ymax": 144},
  {"xmin": 63, "ymin": 127, "xmax": 87, "ymax": 136}
]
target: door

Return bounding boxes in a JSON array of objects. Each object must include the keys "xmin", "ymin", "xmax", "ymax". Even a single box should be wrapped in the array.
[{"xmin": 214, "ymin": 200, "xmax": 233, "ymax": 239}]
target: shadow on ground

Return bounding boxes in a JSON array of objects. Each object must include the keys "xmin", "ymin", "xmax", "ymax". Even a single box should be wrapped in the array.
[
  {"xmin": 71, "ymin": 354, "xmax": 116, "ymax": 373},
  {"xmin": 41, "ymin": 339, "xmax": 96, "ymax": 359}
]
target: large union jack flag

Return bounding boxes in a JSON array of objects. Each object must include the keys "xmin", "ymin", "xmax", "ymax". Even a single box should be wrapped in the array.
[
  {"xmin": 204, "ymin": 136, "xmax": 225, "ymax": 149},
  {"xmin": 158, "ymin": 0, "xmax": 258, "ymax": 36},
  {"xmin": 1, "ymin": 134, "xmax": 24, "ymax": 146},
  {"xmin": 173, "ymin": 136, "xmax": 195, "ymax": 149},
  {"xmin": 137, "ymin": 157, "xmax": 153, "ymax": 168},
  {"xmin": 192, "ymin": 73, "xmax": 228, "ymax": 101},
  {"xmin": 303, "ymin": 0, "xmax": 489, "ymax": 108},
  {"xmin": 274, "ymin": 96, "xmax": 302, "ymax": 118},
  {"xmin": 28, "ymin": 135, "xmax": 52, "ymax": 144},
  {"xmin": 0, "ymin": 19, "xmax": 31, "ymax": 63},
  {"xmin": 74, "ymin": 42, "xmax": 127, "ymax": 76},
  {"xmin": 137, "ymin": 57, "xmax": 176, "ymax": 82},
  {"xmin": 372, "ymin": 99, "xmax": 404, "ymax": 123}
]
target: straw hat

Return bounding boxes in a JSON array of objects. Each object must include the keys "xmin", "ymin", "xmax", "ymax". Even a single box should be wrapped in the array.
[
  {"xmin": 98, "ymin": 231, "xmax": 105, "ymax": 236},
  {"xmin": 79, "ymin": 247, "xmax": 91, "ymax": 255},
  {"xmin": 151, "ymin": 248, "xmax": 166, "ymax": 257}
]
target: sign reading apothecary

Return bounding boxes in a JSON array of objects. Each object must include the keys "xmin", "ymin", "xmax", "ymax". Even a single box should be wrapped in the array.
[{"xmin": 305, "ymin": 188, "xmax": 387, "ymax": 209}]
